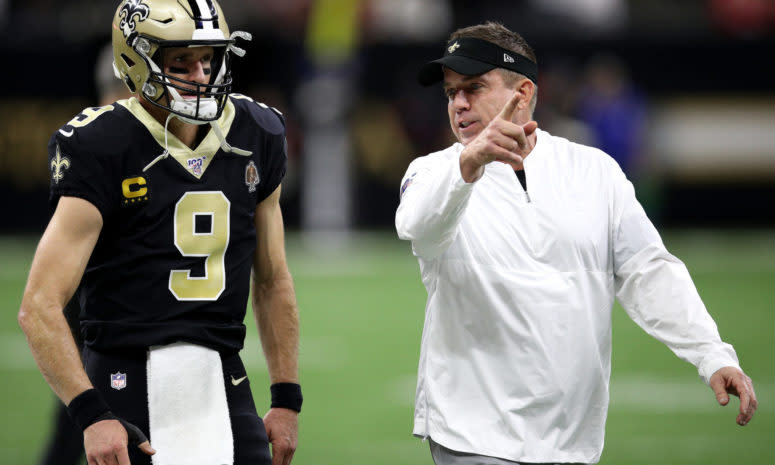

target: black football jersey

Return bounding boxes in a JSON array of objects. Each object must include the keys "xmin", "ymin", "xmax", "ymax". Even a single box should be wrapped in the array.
[{"xmin": 47, "ymin": 95, "xmax": 287, "ymax": 353}]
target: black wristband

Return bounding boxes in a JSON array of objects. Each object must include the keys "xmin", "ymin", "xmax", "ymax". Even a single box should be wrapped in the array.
[
  {"xmin": 66, "ymin": 388, "xmax": 112, "ymax": 431},
  {"xmin": 270, "ymin": 382, "xmax": 303, "ymax": 412}
]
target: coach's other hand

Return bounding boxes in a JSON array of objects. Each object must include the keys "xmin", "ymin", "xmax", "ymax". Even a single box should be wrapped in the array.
[
  {"xmin": 709, "ymin": 366, "xmax": 758, "ymax": 426},
  {"xmin": 264, "ymin": 407, "xmax": 299, "ymax": 465}
]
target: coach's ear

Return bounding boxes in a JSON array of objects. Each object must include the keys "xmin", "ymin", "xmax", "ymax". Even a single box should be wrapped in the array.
[{"xmin": 514, "ymin": 78, "xmax": 535, "ymax": 114}]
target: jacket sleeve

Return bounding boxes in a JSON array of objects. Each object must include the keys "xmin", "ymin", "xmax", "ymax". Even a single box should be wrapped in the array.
[
  {"xmin": 610, "ymin": 162, "xmax": 740, "ymax": 385},
  {"xmin": 395, "ymin": 148, "xmax": 475, "ymax": 260}
]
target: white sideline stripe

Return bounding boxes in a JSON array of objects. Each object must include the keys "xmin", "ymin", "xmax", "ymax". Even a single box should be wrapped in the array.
[
  {"xmin": 290, "ymin": 260, "xmax": 379, "ymax": 277},
  {"xmin": 610, "ymin": 375, "xmax": 771, "ymax": 412},
  {"xmin": 241, "ymin": 334, "xmax": 351, "ymax": 371},
  {"xmin": 3, "ymin": 331, "xmax": 771, "ymax": 413},
  {"xmin": 0, "ymin": 332, "xmax": 348, "ymax": 372}
]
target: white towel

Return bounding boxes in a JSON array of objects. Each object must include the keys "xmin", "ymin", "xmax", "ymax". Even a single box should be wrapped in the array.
[{"xmin": 147, "ymin": 342, "xmax": 233, "ymax": 465}]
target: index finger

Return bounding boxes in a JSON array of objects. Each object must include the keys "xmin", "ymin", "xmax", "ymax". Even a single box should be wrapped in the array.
[
  {"xmin": 737, "ymin": 381, "xmax": 757, "ymax": 425},
  {"xmin": 737, "ymin": 389, "xmax": 752, "ymax": 425},
  {"xmin": 497, "ymin": 91, "xmax": 521, "ymax": 121},
  {"xmin": 117, "ymin": 446, "xmax": 132, "ymax": 465},
  {"xmin": 272, "ymin": 446, "xmax": 286, "ymax": 465}
]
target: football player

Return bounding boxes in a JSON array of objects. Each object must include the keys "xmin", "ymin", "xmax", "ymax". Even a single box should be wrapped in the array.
[
  {"xmin": 37, "ymin": 41, "xmax": 136, "ymax": 465},
  {"xmin": 18, "ymin": 1, "xmax": 301, "ymax": 465}
]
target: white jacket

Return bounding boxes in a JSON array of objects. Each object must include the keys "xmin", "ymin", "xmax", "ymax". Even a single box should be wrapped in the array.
[{"xmin": 395, "ymin": 129, "xmax": 739, "ymax": 464}]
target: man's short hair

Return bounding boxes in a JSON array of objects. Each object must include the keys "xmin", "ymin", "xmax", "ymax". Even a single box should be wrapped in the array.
[
  {"xmin": 449, "ymin": 22, "xmax": 538, "ymax": 113},
  {"xmin": 449, "ymin": 22, "xmax": 537, "ymax": 65}
]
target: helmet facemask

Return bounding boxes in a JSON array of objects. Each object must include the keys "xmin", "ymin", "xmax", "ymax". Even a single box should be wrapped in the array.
[{"xmin": 138, "ymin": 37, "xmax": 232, "ymax": 124}]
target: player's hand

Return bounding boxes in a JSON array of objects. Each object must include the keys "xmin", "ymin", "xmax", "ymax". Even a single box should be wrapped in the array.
[
  {"xmin": 459, "ymin": 90, "xmax": 538, "ymax": 183},
  {"xmin": 264, "ymin": 407, "xmax": 299, "ymax": 465},
  {"xmin": 83, "ymin": 418, "xmax": 155, "ymax": 465},
  {"xmin": 117, "ymin": 417, "xmax": 155, "ymax": 455},
  {"xmin": 709, "ymin": 366, "xmax": 758, "ymax": 426}
]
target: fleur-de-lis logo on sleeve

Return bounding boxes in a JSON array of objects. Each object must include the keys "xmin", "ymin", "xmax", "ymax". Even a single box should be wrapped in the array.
[{"xmin": 51, "ymin": 144, "xmax": 71, "ymax": 184}]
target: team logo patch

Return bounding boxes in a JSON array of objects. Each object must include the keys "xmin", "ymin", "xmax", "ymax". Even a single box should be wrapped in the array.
[
  {"xmin": 121, "ymin": 176, "xmax": 150, "ymax": 206},
  {"xmin": 187, "ymin": 156, "xmax": 207, "ymax": 177},
  {"xmin": 400, "ymin": 172, "xmax": 417, "ymax": 197},
  {"xmin": 245, "ymin": 161, "xmax": 259, "ymax": 193},
  {"xmin": 119, "ymin": 0, "xmax": 150, "ymax": 38},
  {"xmin": 110, "ymin": 372, "xmax": 127, "ymax": 390},
  {"xmin": 51, "ymin": 144, "xmax": 71, "ymax": 185}
]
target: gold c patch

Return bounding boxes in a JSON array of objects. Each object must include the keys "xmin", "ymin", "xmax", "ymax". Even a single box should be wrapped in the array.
[{"xmin": 121, "ymin": 176, "xmax": 150, "ymax": 206}]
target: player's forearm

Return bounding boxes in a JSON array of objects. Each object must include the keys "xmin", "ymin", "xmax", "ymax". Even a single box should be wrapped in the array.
[
  {"xmin": 18, "ymin": 295, "xmax": 92, "ymax": 404},
  {"xmin": 253, "ymin": 274, "xmax": 299, "ymax": 384}
]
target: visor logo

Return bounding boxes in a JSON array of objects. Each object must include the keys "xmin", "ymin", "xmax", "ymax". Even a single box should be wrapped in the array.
[
  {"xmin": 448, "ymin": 41, "xmax": 460, "ymax": 53},
  {"xmin": 503, "ymin": 53, "xmax": 515, "ymax": 63},
  {"xmin": 119, "ymin": 0, "xmax": 150, "ymax": 37}
]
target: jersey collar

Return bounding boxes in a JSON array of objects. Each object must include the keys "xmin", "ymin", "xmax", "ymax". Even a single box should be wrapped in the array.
[{"xmin": 117, "ymin": 96, "xmax": 238, "ymax": 179}]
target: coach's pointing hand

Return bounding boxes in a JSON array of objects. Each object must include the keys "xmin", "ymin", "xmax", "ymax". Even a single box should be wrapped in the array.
[{"xmin": 459, "ymin": 90, "xmax": 538, "ymax": 183}]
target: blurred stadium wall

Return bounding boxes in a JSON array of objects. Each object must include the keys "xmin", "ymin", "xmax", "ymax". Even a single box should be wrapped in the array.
[{"xmin": 1, "ymin": 0, "xmax": 773, "ymax": 233}]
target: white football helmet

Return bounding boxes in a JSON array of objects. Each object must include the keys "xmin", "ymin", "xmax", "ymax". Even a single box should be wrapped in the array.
[{"xmin": 112, "ymin": 0, "xmax": 251, "ymax": 123}]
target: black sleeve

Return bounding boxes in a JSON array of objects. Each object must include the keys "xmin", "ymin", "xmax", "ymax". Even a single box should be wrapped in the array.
[
  {"xmin": 255, "ymin": 121, "xmax": 288, "ymax": 204},
  {"xmin": 47, "ymin": 131, "xmax": 114, "ymax": 220}
]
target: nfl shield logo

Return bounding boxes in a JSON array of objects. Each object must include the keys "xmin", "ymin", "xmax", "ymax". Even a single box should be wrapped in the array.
[{"xmin": 110, "ymin": 372, "xmax": 127, "ymax": 390}]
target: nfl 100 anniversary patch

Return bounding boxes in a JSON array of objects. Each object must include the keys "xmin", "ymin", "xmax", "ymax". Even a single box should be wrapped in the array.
[{"xmin": 186, "ymin": 155, "xmax": 208, "ymax": 177}]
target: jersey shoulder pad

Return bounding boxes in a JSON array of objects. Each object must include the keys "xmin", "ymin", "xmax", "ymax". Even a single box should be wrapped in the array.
[
  {"xmin": 52, "ymin": 103, "xmax": 133, "ymax": 157},
  {"xmin": 229, "ymin": 93, "xmax": 285, "ymax": 135}
]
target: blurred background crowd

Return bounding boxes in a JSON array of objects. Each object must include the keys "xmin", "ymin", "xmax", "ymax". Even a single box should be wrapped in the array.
[{"xmin": 1, "ymin": 0, "xmax": 774, "ymax": 234}]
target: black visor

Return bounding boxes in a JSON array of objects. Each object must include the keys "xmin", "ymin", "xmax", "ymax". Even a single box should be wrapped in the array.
[{"xmin": 418, "ymin": 38, "xmax": 538, "ymax": 86}]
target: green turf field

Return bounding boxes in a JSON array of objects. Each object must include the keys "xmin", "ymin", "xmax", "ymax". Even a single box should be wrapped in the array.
[{"xmin": 1, "ymin": 230, "xmax": 772, "ymax": 465}]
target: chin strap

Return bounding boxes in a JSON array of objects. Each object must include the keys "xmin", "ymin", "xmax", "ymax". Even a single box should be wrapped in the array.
[
  {"xmin": 209, "ymin": 120, "xmax": 252, "ymax": 156},
  {"xmin": 143, "ymin": 113, "xmax": 175, "ymax": 172}
]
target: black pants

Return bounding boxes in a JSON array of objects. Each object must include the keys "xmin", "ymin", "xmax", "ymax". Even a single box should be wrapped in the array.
[{"xmin": 83, "ymin": 346, "xmax": 271, "ymax": 465}]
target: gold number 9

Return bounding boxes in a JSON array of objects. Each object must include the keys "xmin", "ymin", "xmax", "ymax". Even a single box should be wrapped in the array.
[{"xmin": 170, "ymin": 191, "xmax": 230, "ymax": 301}]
